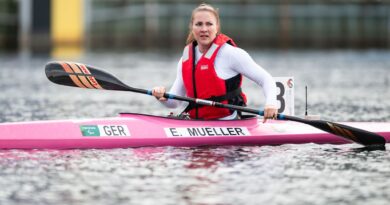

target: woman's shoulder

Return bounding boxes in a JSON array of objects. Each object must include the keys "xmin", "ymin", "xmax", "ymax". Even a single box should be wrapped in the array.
[{"xmin": 219, "ymin": 43, "xmax": 251, "ymax": 60}]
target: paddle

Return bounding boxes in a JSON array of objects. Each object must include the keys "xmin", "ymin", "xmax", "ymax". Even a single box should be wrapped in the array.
[{"xmin": 45, "ymin": 61, "xmax": 386, "ymax": 148}]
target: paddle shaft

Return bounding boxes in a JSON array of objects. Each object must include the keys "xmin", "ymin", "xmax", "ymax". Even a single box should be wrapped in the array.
[{"xmin": 122, "ymin": 86, "xmax": 269, "ymax": 116}]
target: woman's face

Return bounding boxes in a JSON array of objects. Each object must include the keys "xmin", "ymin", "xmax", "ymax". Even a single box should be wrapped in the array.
[{"xmin": 192, "ymin": 11, "xmax": 219, "ymax": 50}]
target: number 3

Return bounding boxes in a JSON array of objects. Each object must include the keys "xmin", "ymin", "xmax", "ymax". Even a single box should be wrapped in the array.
[{"xmin": 276, "ymin": 82, "xmax": 285, "ymax": 113}]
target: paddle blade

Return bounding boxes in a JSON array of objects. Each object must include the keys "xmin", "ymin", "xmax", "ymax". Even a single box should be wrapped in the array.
[
  {"xmin": 45, "ymin": 61, "xmax": 131, "ymax": 91},
  {"xmin": 298, "ymin": 118, "xmax": 386, "ymax": 146},
  {"xmin": 321, "ymin": 121, "xmax": 386, "ymax": 146}
]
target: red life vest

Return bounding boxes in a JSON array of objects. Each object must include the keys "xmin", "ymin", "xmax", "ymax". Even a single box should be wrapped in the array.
[{"xmin": 182, "ymin": 34, "xmax": 247, "ymax": 119}]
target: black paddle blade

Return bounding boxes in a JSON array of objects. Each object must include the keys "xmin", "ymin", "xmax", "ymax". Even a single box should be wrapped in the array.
[
  {"xmin": 45, "ymin": 61, "xmax": 131, "ymax": 91},
  {"xmin": 309, "ymin": 119, "xmax": 385, "ymax": 147},
  {"xmin": 282, "ymin": 115, "xmax": 386, "ymax": 147}
]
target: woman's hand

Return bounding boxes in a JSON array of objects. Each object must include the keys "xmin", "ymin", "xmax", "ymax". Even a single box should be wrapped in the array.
[
  {"xmin": 152, "ymin": 86, "xmax": 167, "ymax": 101},
  {"xmin": 263, "ymin": 105, "xmax": 278, "ymax": 123}
]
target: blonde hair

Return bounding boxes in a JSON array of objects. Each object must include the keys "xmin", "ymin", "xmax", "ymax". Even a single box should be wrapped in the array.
[{"xmin": 186, "ymin": 3, "xmax": 221, "ymax": 44}]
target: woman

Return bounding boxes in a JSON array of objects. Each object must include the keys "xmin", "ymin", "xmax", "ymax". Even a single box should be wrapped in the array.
[{"xmin": 152, "ymin": 3, "xmax": 277, "ymax": 122}]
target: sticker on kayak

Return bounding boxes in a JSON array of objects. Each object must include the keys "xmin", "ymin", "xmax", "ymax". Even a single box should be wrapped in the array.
[
  {"xmin": 164, "ymin": 127, "xmax": 250, "ymax": 137},
  {"xmin": 80, "ymin": 125, "xmax": 130, "ymax": 137}
]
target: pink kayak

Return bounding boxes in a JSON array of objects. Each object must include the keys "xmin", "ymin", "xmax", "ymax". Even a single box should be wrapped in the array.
[{"xmin": 0, "ymin": 113, "xmax": 389, "ymax": 149}]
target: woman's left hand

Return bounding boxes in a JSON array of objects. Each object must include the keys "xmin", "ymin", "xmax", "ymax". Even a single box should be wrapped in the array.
[{"xmin": 263, "ymin": 105, "xmax": 278, "ymax": 123}]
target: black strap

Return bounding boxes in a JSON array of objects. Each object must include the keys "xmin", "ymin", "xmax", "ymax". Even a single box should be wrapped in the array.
[
  {"xmin": 183, "ymin": 88, "xmax": 242, "ymax": 113},
  {"xmin": 208, "ymin": 88, "xmax": 242, "ymax": 102}
]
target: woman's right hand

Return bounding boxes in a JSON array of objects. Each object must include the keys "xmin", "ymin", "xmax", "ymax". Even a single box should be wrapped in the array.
[
  {"xmin": 152, "ymin": 86, "xmax": 167, "ymax": 101},
  {"xmin": 263, "ymin": 105, "xmax": 278, "ymax": 123}
]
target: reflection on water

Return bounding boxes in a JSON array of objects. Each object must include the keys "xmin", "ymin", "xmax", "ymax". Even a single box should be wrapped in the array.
[
  {"xmin": 0, "ymin": 50, "xmax": 389, "ymax": 205},
  {"xmin": 0, "ymin": 146, "xmax": 389, "ymax": 205}
]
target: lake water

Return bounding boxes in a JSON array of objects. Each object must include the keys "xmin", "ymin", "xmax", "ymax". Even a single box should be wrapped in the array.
[{"xmin": 0, "ymin": 49, "xmax": 389, "ymax": 205}]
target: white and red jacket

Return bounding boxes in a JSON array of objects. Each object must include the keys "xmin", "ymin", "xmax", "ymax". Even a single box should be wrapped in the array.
[{"xmin": 181, "ymin": 34, "xmax": 247, "ymax": 119}]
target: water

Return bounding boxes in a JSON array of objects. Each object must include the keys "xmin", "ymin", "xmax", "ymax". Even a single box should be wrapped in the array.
[{"xmin": 0, "ymin": 50, "xmax": 389, "ymax": 205}]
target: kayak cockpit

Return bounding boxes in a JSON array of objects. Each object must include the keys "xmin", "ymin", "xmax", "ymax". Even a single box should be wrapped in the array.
[{"xmin": 119, "ymin": 112, "xmax": 257, "ymax": 120}]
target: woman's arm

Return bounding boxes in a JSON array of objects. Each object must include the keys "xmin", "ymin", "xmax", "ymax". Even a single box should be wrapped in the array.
[
  {"xmin": 227, "ymin": 46, "xmax": 277, "ymax": 107},
  {"xmin": 222, "ymin": 45, "xmax": 278, "ymax": 122}
]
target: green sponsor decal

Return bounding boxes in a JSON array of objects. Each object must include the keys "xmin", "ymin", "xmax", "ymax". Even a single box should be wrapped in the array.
[{"xmin": 80, "ymin": 125, "xmax": 100, "ymax": 136}]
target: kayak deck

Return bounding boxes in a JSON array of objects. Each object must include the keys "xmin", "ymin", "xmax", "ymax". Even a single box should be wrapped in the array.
[{"xmin": 0, "ymin": 113, "xmax": 389, "ymax": 149}]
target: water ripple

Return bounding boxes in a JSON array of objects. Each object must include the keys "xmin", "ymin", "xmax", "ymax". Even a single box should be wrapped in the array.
[{"xmin": 0, "ymin": 50, "xmax": 389, "ymax": 205}]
